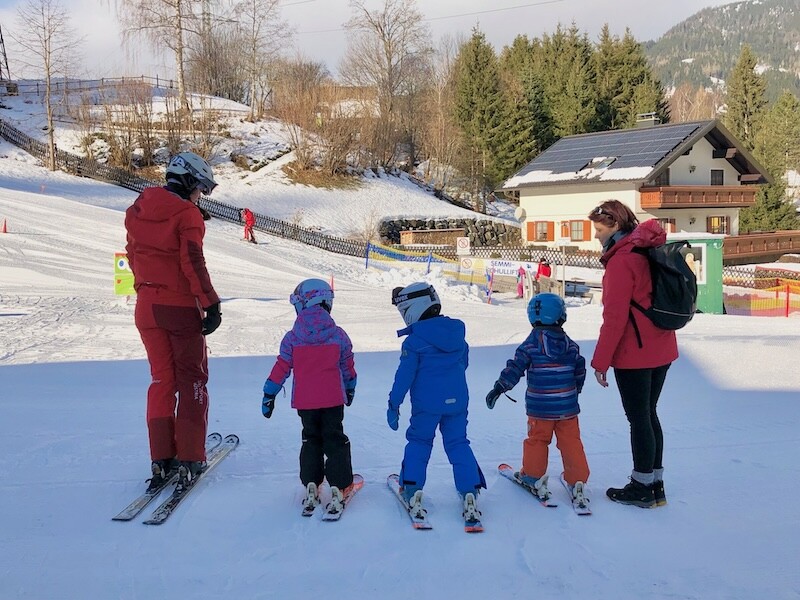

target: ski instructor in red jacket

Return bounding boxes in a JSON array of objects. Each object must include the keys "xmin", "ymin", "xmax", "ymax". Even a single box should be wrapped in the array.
[
  {"xmin": 125, "ymin": 151, "xmax": 222, "ymax": 492},
  {"xmin": 588, "ymin": 200, "xmax": 677, "ymax": 510}
]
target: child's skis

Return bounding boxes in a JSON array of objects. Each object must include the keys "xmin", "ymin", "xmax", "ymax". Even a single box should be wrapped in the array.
[
  {"xmin": 461, "ymin": 492, "xmax": 483, "ymax": 533},
  {"xmin": 497, "ymin": 464, "xmax": 558, "ymax": 507},
  {"xmin": 387, "ymin": 474, "xmax": 432, "ymax": 530},
  {"xmin": 321, "ymin": 474, "xmax": 364, "ymax": 521},
  {"xmin": 560, "ymin": 473, "xmax": 591, "ymax": 515}
]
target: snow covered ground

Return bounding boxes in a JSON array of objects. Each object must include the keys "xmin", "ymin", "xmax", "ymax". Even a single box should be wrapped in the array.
[{"xmin": 2, "ymin": 121, "xmax": 800, "ymax": 599}]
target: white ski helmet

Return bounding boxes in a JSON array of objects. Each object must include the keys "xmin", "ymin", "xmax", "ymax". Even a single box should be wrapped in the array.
[
  {"xmin": 392, "ymin": 282, "xmax": 441, "ymax": 326},
  {"xmin": 290, "ymin": 278, "xmax": 334, "ymax": 314},
  {"xmin": 166, "ymin": 151, "xmax": 217, "ymax": 195}
]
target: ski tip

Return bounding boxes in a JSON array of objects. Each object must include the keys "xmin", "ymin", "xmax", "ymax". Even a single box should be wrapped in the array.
[
  {"xmin": 498, "ymin": 463, "xmax": 513, "ymax": 471},
  {"xmin": 465, "ymin": 524, "xmax": 484, "ymax": 533},
  {"xmin": 223, "ymin": 434, "xmax": 240, "ymax": 445}
]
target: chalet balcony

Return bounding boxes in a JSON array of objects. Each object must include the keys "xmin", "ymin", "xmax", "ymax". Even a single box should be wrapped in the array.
[
  {"xmin": 723, "ymin": 231, "xmax": 800, "ymax": 265},
  {"xmin": 639, "ymin": 186, "xmax": 757, "ymax": 209}
]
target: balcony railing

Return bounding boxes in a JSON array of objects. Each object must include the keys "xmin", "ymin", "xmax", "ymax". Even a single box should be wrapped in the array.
[
  {"xmin": 640, "ymin": 186, "xmax": 757, "ymax": 209},
  {"xmin": 723, "ymin": 232, "xmax": 800, "ymax": 263}
]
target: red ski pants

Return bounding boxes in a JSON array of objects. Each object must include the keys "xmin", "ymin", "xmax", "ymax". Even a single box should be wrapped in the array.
[
  {"xmin": 135, "ymin": 288, "xmax": 209, "ymax": 462},
  {"xmin": 522, "ymin": 416, "xmax": 590, "ymax": 485}
]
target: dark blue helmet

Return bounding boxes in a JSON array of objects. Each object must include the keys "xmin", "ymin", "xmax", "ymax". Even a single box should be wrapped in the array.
[{"xmin": 527, "ymin": 293, "xmax": 566, "ymax": 326}]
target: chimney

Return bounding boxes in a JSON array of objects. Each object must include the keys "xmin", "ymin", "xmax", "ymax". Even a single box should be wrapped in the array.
[{"xmin": 636, "ymin": 112, "xmax": 661, "ymax": 128}]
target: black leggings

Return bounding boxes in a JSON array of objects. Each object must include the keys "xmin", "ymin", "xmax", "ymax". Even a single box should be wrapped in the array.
[{"xmin": 613, "ymin": 364, "xmax": 670, "ymax": 474}]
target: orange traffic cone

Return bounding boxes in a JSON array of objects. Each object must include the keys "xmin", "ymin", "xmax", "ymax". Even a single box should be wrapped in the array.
[{"xmin": 1, "ymin": 219, "xmax": 6, "ymax": 233}]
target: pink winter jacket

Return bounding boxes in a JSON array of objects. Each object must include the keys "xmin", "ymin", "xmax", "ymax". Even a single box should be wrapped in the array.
[{"xmin": 265, "ymin": 305, "xmax": 357, "ymax": 410}]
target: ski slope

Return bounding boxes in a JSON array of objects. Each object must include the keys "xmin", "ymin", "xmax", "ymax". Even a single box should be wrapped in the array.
[{"xmin": 1, "ymin": 151, "xmax": 800, "ymax": 600}]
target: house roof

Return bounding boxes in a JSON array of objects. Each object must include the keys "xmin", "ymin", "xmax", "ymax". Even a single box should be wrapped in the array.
[{"xmin": 500, "ymin": 119, "xmax": 772, "ymax": 191}]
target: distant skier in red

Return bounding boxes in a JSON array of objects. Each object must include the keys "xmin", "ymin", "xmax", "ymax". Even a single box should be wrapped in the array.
[
  {"xmin": 242, "ymin": 208, "xmax": 257, "ymax": 244},
  {"xmin": 536, "ymin": 258, "xmax": 552, "ymax": 281}
]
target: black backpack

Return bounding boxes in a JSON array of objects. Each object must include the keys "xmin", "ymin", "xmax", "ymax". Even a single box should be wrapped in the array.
[{"xmin": 631, "ymin": 241, "xmax": 698, "ymax": 333}]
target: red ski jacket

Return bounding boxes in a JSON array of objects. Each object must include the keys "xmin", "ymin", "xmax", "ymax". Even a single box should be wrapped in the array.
[
  {"xmin": 125, "ymin": 187, "xmax": 220, "ymax": 309},
  {"xmin": 591, "ymin": 219, "xmax": 678, "ymax": 373}
]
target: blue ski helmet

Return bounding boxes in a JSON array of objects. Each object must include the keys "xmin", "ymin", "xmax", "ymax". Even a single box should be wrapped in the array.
[
  {"xmin": 391, "ymin": 282, "xmax": 440, "ymax": 326},
  {"xmin": 290, "ymin": 278, "xmax": 334, "ymax": 314},
  {"xmin": 527, "ymin": 293, "xmax": 566, "ymax": 326}
]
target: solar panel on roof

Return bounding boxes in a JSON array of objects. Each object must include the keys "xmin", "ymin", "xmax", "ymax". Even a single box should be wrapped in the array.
[{"xmin": 512, "ymin": 121, "xmax": 704, "ymax": 178}]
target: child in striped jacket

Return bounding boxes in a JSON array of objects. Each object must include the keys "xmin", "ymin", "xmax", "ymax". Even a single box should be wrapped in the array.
[{"xmin": 485, "ymin": 293, "xmax": 589, "ymax": 499}]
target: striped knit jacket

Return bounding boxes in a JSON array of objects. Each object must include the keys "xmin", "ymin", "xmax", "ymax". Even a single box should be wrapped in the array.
[{"xmin": 496, "ymin": 325, "xmax": 586, "ymax": 420}]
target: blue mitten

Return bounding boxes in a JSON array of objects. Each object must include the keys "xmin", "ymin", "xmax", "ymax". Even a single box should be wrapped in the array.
[{"xmin": 386, "ymin": 404, "xmax": 400, "ymax": 431}]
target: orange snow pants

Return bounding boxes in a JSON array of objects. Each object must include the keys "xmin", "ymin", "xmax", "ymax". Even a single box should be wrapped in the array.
[
  {"xmin": 135, "ymin": 287, "xmax": 210, "ymax": 462},
  {"xmin": 522, "ymin": 416, "xmax": 589, "ymax": 485}
]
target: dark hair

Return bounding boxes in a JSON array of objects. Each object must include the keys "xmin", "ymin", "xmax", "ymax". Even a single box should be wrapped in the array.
[{"xmin": 587, "ymin": 200, "xmax": 639, "ymax": 233}]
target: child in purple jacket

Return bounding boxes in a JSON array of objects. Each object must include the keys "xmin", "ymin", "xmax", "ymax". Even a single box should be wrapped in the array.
[{"xmin": 262, "ymin": 278, "xmax": 357, "ymax": 511}]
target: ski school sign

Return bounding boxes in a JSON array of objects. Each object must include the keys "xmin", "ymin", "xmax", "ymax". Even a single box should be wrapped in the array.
[{"xmin": 480, "ymin": 259, "xmax": 538, "ymax": 277}]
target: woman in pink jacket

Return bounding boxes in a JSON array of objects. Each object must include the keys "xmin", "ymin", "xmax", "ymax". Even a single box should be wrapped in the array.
[{"xmin": 588, "ymin": 200, "xmax": 677, "ymax": 509}]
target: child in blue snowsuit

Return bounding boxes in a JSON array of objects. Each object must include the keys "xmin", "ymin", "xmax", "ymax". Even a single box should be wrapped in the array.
[{"xmin": 387, "ymin": 282, "xmax": 485, "ymax": 514}]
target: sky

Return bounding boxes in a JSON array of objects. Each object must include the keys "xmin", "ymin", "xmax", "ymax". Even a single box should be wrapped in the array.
[
  {"xmin": 0, "ymin": 0, "xmax": 739, "ymax": 79},
  {"xmin": 1, "ymin": 90, "xmax": 800, "ymax": 598}
]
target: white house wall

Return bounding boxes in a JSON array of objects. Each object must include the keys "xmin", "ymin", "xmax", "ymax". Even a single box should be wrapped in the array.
[
  {"xmin": 664, "ymin": 137, "xmax": 741, "ymax": 186},
  {"xmin": 519, "ymin": 183, "xmax": 639, "ymax": 251}
]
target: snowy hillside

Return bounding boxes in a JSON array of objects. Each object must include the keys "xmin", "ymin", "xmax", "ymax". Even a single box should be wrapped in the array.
[
  {"xmin": 0, "ymin": 92, "xmax": 515, "ymax": 238},
  {"xmin": 1, "ymin": 139, "xmax": 799, "ymax": 599}
]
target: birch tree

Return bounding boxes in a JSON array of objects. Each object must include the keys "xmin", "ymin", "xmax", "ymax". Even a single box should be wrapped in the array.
[{"xmin": 12, "ymin": 0, "xmax": 82, "ymax": 170}]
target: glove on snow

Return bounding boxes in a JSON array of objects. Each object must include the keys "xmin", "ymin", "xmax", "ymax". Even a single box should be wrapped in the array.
[
  {"xmin": 386, "ymin": 403, "xmax": 400, "ymax": 431},
  {"xmin": 485, "ymin": 381, "xmax": 505, "ymax": 409},
  {"xmin": 202, "ymin": 302, "xmax": 222, "ymax": 336},
  {"xmin": 345, "ymin": 389, "xmax": 355, "ymax": 406},
  {"xmin": 262, "ymin": 394, "xmax": 276, "ymax": 419}
]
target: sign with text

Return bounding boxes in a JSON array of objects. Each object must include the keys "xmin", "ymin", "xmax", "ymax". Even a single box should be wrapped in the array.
[{"xmin": 456, "ymin": 237, "xmax": 471, "ymax": 256}]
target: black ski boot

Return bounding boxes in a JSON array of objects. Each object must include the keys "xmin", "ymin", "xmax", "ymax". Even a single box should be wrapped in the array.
[
  {"xmin": 606, "ymin": 478, "xmax": 656, "ymax": 508},
  {"xmin": 147, "ymin": 458, "xmax": 177, "ymax": 493},
  {"xmin": 175, "ymin": 460, "xmax": 207, "ymax": 493}
]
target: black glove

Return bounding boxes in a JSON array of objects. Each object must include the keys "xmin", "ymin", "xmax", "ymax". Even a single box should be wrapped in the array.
[
  {"xmin": 485, "ymin": 381, "xmax": 505, "ymax": 409},
  {"xmin": 262, "ymin": 394, "xmax": 276, "ymax": 419},
  {"xmin": 345, "ymin": 389, "xmax": 355, "ymax": 406},
  {"xmin": 202, "ymin": 302, "xmax": 222, "ymax": 336}
]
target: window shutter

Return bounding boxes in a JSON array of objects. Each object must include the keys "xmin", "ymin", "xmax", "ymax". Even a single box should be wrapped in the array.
[
  {"xmin": 526, "ymin": 221, "xmax": 536, "ymax": 242},
  {"xmin": 547, "ymin": 222, "xmax": 555, "ymax": 241},
  {"xmin": 583, "ymin": 220, "xmax": 592, "ymax": 241},
  {"xmin": 725, "ymin": 216, "xmax": 731, "ymax": 234},
  {"xmin": 561, "ymin": 222, "xmax": 569, "ymax": 238},
  {"xmin": 706, "ymin": 216, "xmax": 712, "ymax": 232}
]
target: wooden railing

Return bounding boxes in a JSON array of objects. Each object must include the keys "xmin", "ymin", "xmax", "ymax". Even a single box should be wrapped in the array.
[
  {"xmin": 640, "ymin": 186, "xmax": 757, "ymax": 208},
  {"xmin": 723, "ymin": 231, "xmax": 800, "ymax": 264}
]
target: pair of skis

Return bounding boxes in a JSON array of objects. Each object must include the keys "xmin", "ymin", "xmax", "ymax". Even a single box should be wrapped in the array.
[
  {"xmin": 387, "ymin": 474, "xmax": 483, "ymax": 533},
  {"xmin": 498, "ymin": 463, "xmax": 592, "ymax": 515},
  {"xmin": 112, "ymin": 433, "xmax": 239, "ymax": 524},
  {"xmin": 301, "ymin": 474, "xmax": 365, "ymax": 521}
]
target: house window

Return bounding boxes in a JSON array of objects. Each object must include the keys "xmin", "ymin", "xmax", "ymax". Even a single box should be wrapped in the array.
[
  {"xmin": 711, "ymin": 169, "xmax": 724, "ymax": 186},
  {"xmin": 569, "ymin": 220, "xmax": 584, "ymax": 241},
  {"xmin": 707, "ymin": 216, "xmax": 730, "ymax": 234},
  {"xmin": 536, "ymin": 221, "xmax": 549, "ymax": 241},
  {"xmin": 527, "ymin": 221, "xmax": 554, "ymax": 242},
  {"xmin": 657, "ymin": 218, "xmax": 676, "ymax": 233},
  {"xmin": 654, "ymin": 169, "xmax": 670, "ymax": 186}
]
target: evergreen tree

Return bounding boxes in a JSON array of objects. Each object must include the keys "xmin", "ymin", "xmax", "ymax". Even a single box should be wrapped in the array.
[
  {"xmin": 526, "ymin": 73, "xmax": 556, "ymax": 154},
  {"xmin": 538, "ymin": 24, "xmax": 598, "ymax": 137},
  {"xmin": 724, "ymin": 45, "xmax": 767, "ymax": 151},
  {"xmin": 740, "ymin": 91, "xmax": 800, "ymax": 232},
  {"xmin": 739, "ymin": 180, "xmax": 798, "ymax": 232},
  {"xmin": 453, "ymin": 28, "xmax": 506, "ymax": 202},
  {"xmin": 754, "ymin": 91, "xmax": 800, "ymax": 177}
]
